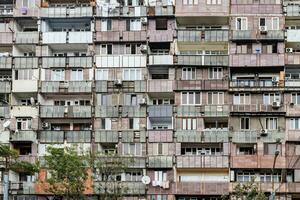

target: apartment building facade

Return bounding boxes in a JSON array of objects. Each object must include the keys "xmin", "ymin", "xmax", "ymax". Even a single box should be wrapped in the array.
[{"xmin": 1, "ymin": 0, "xmax": 300, "ymax": 199}]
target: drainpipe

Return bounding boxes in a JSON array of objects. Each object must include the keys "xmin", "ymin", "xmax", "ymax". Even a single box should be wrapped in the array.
[{"xmin": 271, "ymin": 138, "xmax": 281, "ymax": 200}]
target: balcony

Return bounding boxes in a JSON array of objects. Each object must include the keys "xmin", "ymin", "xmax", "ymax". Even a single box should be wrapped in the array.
[
  {"xmin": 11, "ymin": 106, "xmax": 39, "ymax": 117},
  {"xmin": 285, "ymin": 54, "xmax": 300, "ymax": 65},
  {"xmin": 177, "ymin": 155, "xmax": 229, "ymax": 168},
  {"xmin": 174, "ymin": 182, "xmax": 229, "ymax": 195},
  {"xmin": 95, "ymin": 55, "xmax": 146, "ymax": 68},
  {"xmin": 148, "ymin": 5, "xmax": 174, "ymax": 16},
  {"xmin": 96, "ymin": 30, "xmax": 147, "ymax": 42},
  {"xmin": 148, "ymin": 130, "xmax": 173, "ymax": 143},
  {"xmin": 177, "ymin": 30, "xmax": 228, "ymax": 43},
  {"xmin": 94, "ymin": 181, "xmax": 145, "ymax": 195},
  {"xmin": 230, "ymin": 54, "xmax": 284, "ymax": 67},
  {"xmin": 231, "ymin": 131, "xmax": 257, "ymax": 143},
  {"xmin": 148, "ymin": 30, "xmax": 174, "ymax": 42},
  {"xmin": 94, "ymin": 130, "xmax": 119, "ymax": 143},
  {"xmin": 287, "ymin": 30, "xmax": 300, "ymax": 42},
  {"xmin": 148, "ymin": 55, "xmax": 173, "ymax": 65},
  {"xmin": 148, "ymin": 156, "xmax": 173, "ymax": 168},
  {"xmin": 41, "ymin": 6, "xmax": 93, "ymax": 18},
  {"xmin": 39, "ymin": 131, "xmax": 64, "ymax": 143},
  {"xmin": 175, "ymin": 0, "xmax": 229, "ymax": 17},
  {"xmin": 231, "ymin": 30, "xmax": 284, "ymax": 41},
  {"xmin": 15, "ymin": 32, "xmax": 39, "ymax": 44},
  {"xmin": 0, "ymin": 81, "xmax": 11, "ymax": 93},
  {"xmin": 10, "ymin": 182, "xmax": 35, "ymax": 195},
  {"xmin": 176, "ymin": 55, "xmax": 228, "ymax": 66},
  {"xmin": 288, "ymin": 183, "xmax": 300, "ymax": 193},
  {"xmin": 42, "ymin": 32, "xmax": 93, "ymax": 44},
  {"xmin": 40, "ymin": 106, "xmax": 92, "ymax": 118},
  {"xmin": 95, "ymin": 106, "xmax": 146, "ymax": 118},
  {"xmin": 231, "ymin": 1, "xmax": 282, "ymax": 15},
  {"xmin": 286, "ymin": 130, "xmax": 300, "ymax": 141},
  {"xmin": 175, "ymin": 80, "xmax": 228, "ymax": 90},
  {"xmin": 229, "ymin": 80, "xmax": 282, "ymax": 92},
  {"xmin": 203, "ymin": 105, "xmax": 230, "ymax": 117},
  {"xmin": 230, "ymin": 155, "xmax": 286, "ymax": 169},
  {"xmin": 95, "ymin": 80, "xmax": 147, "ymax": 93},
  {"xmin": 42, "ymin": 56, "xmax": 93, "ymax": 68},
  {"xmin": 175, "ymin": 130, "xmax": 229, "ymax": 143},
  {"xmin": 231, "ymin": 104, "xmax": 285, "ymax": 114},
  {"xmin": 12, "ymin": 80, "xmax": 38, "ymax": 93},
  {"xmin": 0, "ymin": 32, "xmax": 13, "ymax": 44},
  {"xmin": 14, "ymin": 57, "xmax": 38, "ymax": 68},
  {"xmin": 148, "ymin": 105, "xmax": 173, "ymax": 118},
  {"xmin": 41, "ymin": 81, "xmax": 92, "ymax": 93},
  {"xmin": 176, "ymin": 106, "xmax": 202, "ymax": 117},
  {"xmin": 0, "ymin": 106, "xmax": 10, "ymax": 118},
  {"xmin": 0, "ymin": 57, "xmax": 12, "ymax": 69},
  {"xmin": 285, "ymin": 79, "xmax": 300, "ymax": 89},
  {"xmin": 147, "ymin": 80, "xmax": 174, "ymax": 93},
  {"xmin": 10, "ymin": 131, "xmax": 36, "ymax": 142},
  {"xmin": 96, "ymin": 6, "xmax": 147, "ymax": 17}
]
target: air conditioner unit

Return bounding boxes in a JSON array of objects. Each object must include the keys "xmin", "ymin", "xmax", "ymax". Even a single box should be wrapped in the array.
[
  {"xmin": 272, "ymin": 76, "xmax": 279, "ymax": 82},
  {"xmin": 290, "ymin": 102, "xmax": 295, "ymax": 106},
  {"xmin": 140, "ymin": 45, "xmax": 147, "ymax": 53},
  {"xmin": 42, "ymin": 122, "xmax": 49, "ymax": 129},
  {"xmin": 139, "ymin": 98, "xmax": 147, "ymax": 105},
  {"xmin": 64, "ymin": 106, "xmax": 69, "ymax": 114},
  {"xmin": 259, "ymin": 26, "xmax": 268, "ymax": 33},
  {"xmin": 260, "ymin": 129, "xmax": 268, "ymax": 137},
  {"xmin": 286, "ymin": 48, "xmax": 293, "ymax": 53},
  {"xmin": 272, "ymin": 101, "xmax": 281, "ymax": 108},
  {"xmin": 114, "ymin": 79, "xmax": 122, "ymax": 86},
  {"xmin": 21, "ymin": 7, "xmax": 28, "ymax": 15},
  {"xmin": 141, "ymin": 17, "xmax": 148, "ymax": 25},
  {"xmin": 134, "ymin": 132, "xmax": 140, "ymax": 138}
]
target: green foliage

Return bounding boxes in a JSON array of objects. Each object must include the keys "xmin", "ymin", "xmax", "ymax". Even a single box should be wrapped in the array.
[
  {"xmin": 10, "ymin": 161, "xmax": 39, "ymax": 175},
  {"xmin": 43, "ymin": 146, "xmax": 90, "ymax": 200},
  {"xmin": 222, "ymin": 178, "xmax": 267, "ymax": 200}
]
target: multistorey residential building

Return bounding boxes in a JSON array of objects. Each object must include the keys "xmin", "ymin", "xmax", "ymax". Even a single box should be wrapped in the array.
[{"xmin": 0, "ymin": 0, "xmax": 300, "ymax": 199}]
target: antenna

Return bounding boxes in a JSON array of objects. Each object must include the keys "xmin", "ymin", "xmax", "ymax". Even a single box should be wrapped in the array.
[{"xmin": 141, "ymin": 176, "xmax": 151, "ymax": 185}]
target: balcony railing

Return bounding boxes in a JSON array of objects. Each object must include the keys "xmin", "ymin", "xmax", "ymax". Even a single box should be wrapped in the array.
[
  {"xmin": 95, "ymin": 130, "xmax": 119, "ymax": 143},
  {"xmin": 0, "ymin": 32, "xmax": 13, "ymax": 44},
  {"xmin": 0, "ymin": 57, "xmax": 12, "ymax": 69},
  {"xmin": 178, "ymin": 30, "xmax": 228, "ymax": 42},
  {"xmin": 10, "ymin": 182, "xmax": 35, "ymax": 194},
  {"xmin": 177, "ymin": 55, "xmax": 228, "ymax": 66},
  {"xmin": 148, "ymin": 30, "xmax": 174, "ymax": 42},
  {"xmin": 148, "ymin": 5, "xmax": 174, "ymax": 16},
  {"xmin": 148, "ymin": 105, "xmax": 173, "ymax": 117},
  {"xmin": 232, "ymin": 131, "xmax": 257, "ymax": 143},
  {"xmin": 95, "ymin": 106, "xmax": 146, "ymax": 118},
  {"xmin": 231, "ymin": 30, "xmax": 284, "ymax": 40},
  {"xmin": 174, "ymin": 182, "xmax": 229, "ymax": 195},
  {"xmin": 175, "ymin": 80, "xmax": 228, "ymax": 90},
  {"xmin": 41, "ymin": 81, "xmax": 92, "ymax": 93},
  {"xmin": 147, "ymin": 80, "xmax": 174, "ymax": 92},
  {"xmin": 148, "ymin": 156, "xmax": 173, "ymax": 168},
  {"xmin": 148, "ymin": 130, "xmax": 173, "ymax": 142},
  {"xmin": 42, "ymin": 32, "xmax": 93, "ymax": 44},
  {"xmin": 230, "ymin": 54, "xmax": 284, "ymax": 67},
  {"xmin": 176, "ymin": 105, "xmax": 202, "ymax": 117},
  {"xmin": 286, "ymin": 54, "xmax": 300, "ymax": 65},
  {"xmin": 148, "ymin": 55, "xmax": 173, "ymax": 65},
  {"xmin": 177, "ymin": 155, "xmax": 229, "ymax": 168},
  {"xmin": 95, "ymin": 55, "xmax": 146, "ymax": 68},
  {"xmin": 231, "ymin": 104, "xmax": 285, "ymax": 113},
  {"xmin": 95, "ymin": 30, "xmax": 147, "ymax": 42},
  {"xmin": 96, "ymin": 6, "xmax": 147, "ymax": 17},
  {"xmin": 39, "ymin": 131, "xmax": 64, "ymax": 143},
  {"xmin": 94, "ymin": 181, "xmax": 145, "ymax": 195},
  {"xmin": 95, "ymin": 80, "xmax": 147, "ymax": 93},
  {"xmin": 15, "ymin": 32, "xmax": 39, "ymax": 44},
  {"xmin": 0, "ymin": 106, "xmax": 10, "ymax": 118},
  {"xmin": 231, "ymin": 2, "xmax": 282, "ymax": 15},
  {"xmin": 41, "ymin": 7, "xmax": 93, "ymax": 18},
  {"xmin": 175, "ymin": 130, "xmax": 229, "ymax": 143},
  {"xmin": 40, "ymin": 106, "xmax": 92, "ymax": 118},
  {"xmin": 14, "ymin": 57, "xmax": 38, "ymax": 68},
  {"xmin": 230, "ymin": 80, "xmax": 280, "ymax": 89},
  {"xmin": 10, "ymin": 130, "xmax": 36, "ymax": 142},
  {"xmin": 203, "ymin": 105, "xmax": 230, "ymax": 117},
  {"xmin": 42, "ymin": 56, "xmax": 93, "ymax": 68},
  {"xmin": 0, "ymin": 81, "xmax": 11, "ymax": 93}
]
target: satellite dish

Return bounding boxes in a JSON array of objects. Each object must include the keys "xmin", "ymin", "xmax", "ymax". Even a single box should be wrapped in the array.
[
  {"xmin": 141, "ymin": 176, "xmax": 151, "ymax": 185},
  {"xmin": 30, "ymin": 97, "xmax": 35, "ymax": 106},
  {"xmin": 3, "ymin": 120, "xmax": 10, "ymax": 128}
]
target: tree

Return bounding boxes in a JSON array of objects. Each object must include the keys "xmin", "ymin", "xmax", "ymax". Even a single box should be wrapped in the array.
[
  {"xmin": 92, "ymin": 153, "xmax": 132, "ymax": 200},
  {"xmin": 42, "ymin": 146, "xmax": 90, "ymax": 200},
  {"xmin": 222, "ymin": 178, "xmax": 267, "ymax": 200}
]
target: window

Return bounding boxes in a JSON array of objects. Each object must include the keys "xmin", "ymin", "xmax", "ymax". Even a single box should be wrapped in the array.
[
  {"xmin": 208, "ymin": 92, "xmax": 224, "ymax": 105},
  {"xmin": 16, "ymin": 118, "xmax": 32, "ymax": 130},
  {"xmin": 291, "ymin": 93, "xmax": 300, "ymax": 104},
  {"xmin": 237, "ymin": 171, "xmax": 255, "ymax": 182},
  {"xmin": 129, "ymin": 118, "xmax": 139, "ymax": 130},
  {"xmin": 289, "ymin": 118, "xmax": 300, "ymax": 130},
  {"xmin": 206, "ymin": 0, "xmax": 221, "ymax": 4},
  {"xmin": 96, "ymin": 69, "xmax": 109, "ymax": 80},
  {"xmin": 260, "ymin": 172, "xmax": 281, "ymax": 182},
  {"xmin": 100, "ymin": 44, "xmax": 112, "ymax": 55},
  {"xmin": 101, "ymin": 118, "xmax": 111, "ymax": 130},
  {"xmin": 237, "ymin": 145, "xmax": 256, "ymax": 155},
  {"xmin": 236, "ymin": 17, "xmax": 247, "ymax": 30},
  {"xmin": 15, "ymin": 69, "xmax": 33, "ymax": 80},
  {"xmin": 101, "ymin": 19, "xmax": 112, "ymax": 31},
  {"xmin": 265, "ymin": 118, "xmax": 278, "ymax": 130},
  {"xmin": 125, "ymin": 44, "xmax": 141, "ymax": 54},
  {"xmin": 272, "ymin": 17, "xmax": 279, "ymax": 30},
  {"xmin": 182, "ymin": 118, "xmax": 197, "ymax": 130},
  {"xmin": 156, "ymin": 19, "xmax": 167, "ymax": 30},
  {"xmin": 181, "ymin": 92, "xmax": 201, "ymax": 105},
  {"xmin": 209, "ymin": 67, "xmax": 223, "ymax": 79},
  {"xmin": 183, "ymin": 0, "xmax": 198, "ymax": 5},
  {"xmin": 154, "ymin": 171, "xmax": 167, "ymax": 182},
  {"xmin": 100, "ymin": 94, "xmax": 111, "ymax": 106},
  {"xmin": 128, "ymin": 19, "xmax": 141, "ymax": 31},
  {"xmin": 153, "ymin": 99, "xmax": 174, "ymax": 105},
  {"xmin": 151, "ymin": 195, "xmax": 168, "ymax": 200},
  {"xmin": 122, "ymin": 143, "xmax": 142, "ymax": 156},
  {"xmin": 130, "ymin": 94, "xmax": 137, "ymax": 105},
  {"xmin": 124, "ymin": 171, "xmax": 142, "ymax": 182},
  {"xmin": 123, "ymin": 68, "xmax": 142, "ymax": 80},
  {"xmin": 181, "ymin": 147, "xmax": 221, "ymax": 155},
  {"xmin": 182, "ymin": 68, "xmax": 196, "ymax": 80},
  {"xmin": 51, "ymin": 69, "xmax": 65, "ymax": 81},
  {"xmin": 263, "ymin": 93, "xmax": 280, "ymax": 105},
  {"xmin": 264, "ymin": 143, "xmax": 281, "ymax": 155},
  {"xmin": 259, "ymin": 18, "xmax": 266, "ymax": 27},
  {"xmin": 71, "ymin": 69, "xmax": 83, "ymax": 81},
  {"xmin": 240, "ymin": 117, "xmax": 250, "ymax": 130},
  {"xmin": 233, "ymin": 93, "xmax": 251, "ymax": 105}
]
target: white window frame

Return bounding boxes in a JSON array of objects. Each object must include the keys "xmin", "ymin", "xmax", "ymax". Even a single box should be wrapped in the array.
[
  {"xmin": 272, "ymin": 17, "xmax": 279, "ymax": 30},
  {"xmin": 265, "ymin": 117, "xmax": 278, "ymax": 130},
  {"xmin": 208, "ymin": 67, "xmax": 223, "ymax": 79},
  {"xmin": 51, "ymin": 69, "xmax": 65, "ymax": 81},
  {"xmin": 71, "ymin": 69, "xmax": 83, "ymax": 81},
  {"xmin": 130, "ymin": 19, "xmax": 141, "ymax": 31},
  {"xmin": 182, "ymin": 67, "xmax": 196, "ymax": 80},
  {"xmin": 263, "ymin": 93, "xmax": 280, "ymax": 105},
  {"xmin": 207, "ymin": 92, "xmax": 224, "ymax": 105},
  {"xmin": 16, "ymin": 118, "xmax": 32, "ymax": 130},
  {"xmin": 182, "ymin": 118, "xmax": 197, "ymax": 130},
  {"xmin": 233, "ymin": 93, "xmax": 251, "ymax": 105},
  {"xmin": 122, "ymin": 143, "xmax": 142, "ymax": 156},
  {"xmin": 289, "ymin": 118, "xmax": 300, "ymax": 130},
  {"xmin": 154, "ymin": 171, "xmax": 167, "ymax": 182},
  {"xmin": 236, "ymin": 17, "xmax": 248, "ymax": 30},
  {"xmin": 123, "ymin": 68, "xmax": 142, "ymax": 81},
  {"xmin": 181, "ymin": 92, "xmax": 201, "ymax": 105},
  {"xmin": 96, "ymin": 69, "xmax": 109, "ymax": 80}
]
